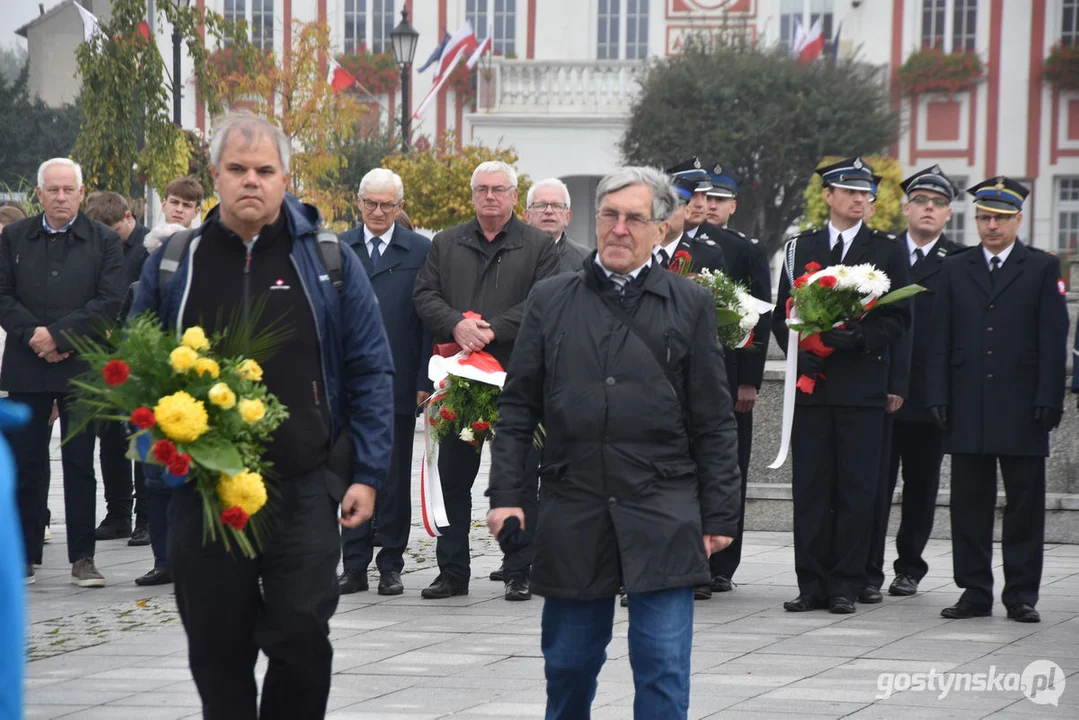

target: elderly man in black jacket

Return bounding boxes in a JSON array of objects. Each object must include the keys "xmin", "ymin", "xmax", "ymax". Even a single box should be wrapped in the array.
[
  {"xmin": 524, "ymin": 177, "xmax": 589, "ymax": 273},
  {"xmin": 413, "ymin": 160, "xmax": 559, "ymax": 601},
  {"xmin": 0, "ymin": 158, "xmax": 125, "ymax": 588},
  {"xmin": 486, "ymin": 166, "xmax": 741, "ymax": 719}
]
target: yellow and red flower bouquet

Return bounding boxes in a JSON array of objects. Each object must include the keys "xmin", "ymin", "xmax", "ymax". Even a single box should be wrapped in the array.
[{"xmin": 67, "ymin": 314, "xmax": 289, "ymax": 558}]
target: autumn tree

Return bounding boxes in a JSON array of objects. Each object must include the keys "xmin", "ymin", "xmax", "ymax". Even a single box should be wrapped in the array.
[
  {"xmin": 802, "ymin": 155, "xmax": 906, "ymax": 233},
  {"xmin": 621, "ymin": 35, "xmax": 899, "ymax": 254},
  {"xmin": 382, "ymin": 135, "xmax": 530, "ymax": 232}
]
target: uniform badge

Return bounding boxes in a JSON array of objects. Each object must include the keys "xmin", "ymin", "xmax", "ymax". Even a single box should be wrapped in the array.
[
  {"xmin": 712, "ymin": 164, "xmax": 723, "ymax": 175},
  {"xmin": 1059, "ymin": 278, "xmax": 1068, "ymax": 296},
  {"xmin": 853, "ymin": 158, "xmax": 863, "ymax": 169},
  {"xmin": 698, "ymin": 233, "xmax": 710, "ymax": 240},
  {"xmin": 703, "ymin": 239, "xmax": 716, "ymax": 246},
  {"xmin": 995, "ymin": 177, "xmax": 1005, "ymax": 190},
  {"xmin": 693, "ymin": 157, "xmax": 702, "ymax": 169},
  {"xmin": 936, "ymin": 246, "xmax": 947, "ymax": 257}
]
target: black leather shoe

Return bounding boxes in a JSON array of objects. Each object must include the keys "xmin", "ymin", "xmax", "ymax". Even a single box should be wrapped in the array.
[
  {"xmin": 127, "ymin": 525, "xmax": 150, "ymax": 547},
  {"xmin": 888, "ymin": 574, "xmax": 918, "ymax": 596},
  {"xmin": 1006, "ymin": 604, "xmax": 1040, "ymax": 623},
  {"xmin": 134, "ymin": 566, "xmax": 172, "ymax": 586},
  {"xmin": 378, "ymin": 571, "xmax": 404, "ymax": 596},
  {"xmin": 95, "ymin": 516, "xmax": 132, "ymax": 540},
  {"xmin": 421, "ymin": 576, "xmax": 468, "ymax": 599},
  {"xmin": 505, "ymin": 576, "xmax": 531, "ymax": 601},
  {"xmin": 693, "ymin": 585, "xmax": 712, "ymax": 600},
  {"xmin": 711, "ymin": 575, "xmax": 734, "ymax": 592},
  {"xmin": 783, "ymin": 594, "xmax": 824, "ymax": 612},
  {"xmin": 489, "ymin": 565, "xmax": 505, "ymax": 582},
  {"xmin": 858, "ymin": 586, "xmax": 883, "ymax": 604},
  {"xmin": 829, "ymin": 596, "xmax": 856, "ymax": 614},
  {"xmin": 941, "ymin": 600, "xmax": 991, "ymax": 619},
  {"xmin": 338, "ymin": 570, "xmax": 369, "ymax": 594}
]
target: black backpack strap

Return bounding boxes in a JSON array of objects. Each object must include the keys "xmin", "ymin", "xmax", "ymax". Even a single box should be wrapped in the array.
[
  {"xmin": 157, "ymin": 228, "xmax": 199, "ymax": 302},
  {"xmin": 316, "ymin": 229, "xmax": 343, "ymax": 291}
]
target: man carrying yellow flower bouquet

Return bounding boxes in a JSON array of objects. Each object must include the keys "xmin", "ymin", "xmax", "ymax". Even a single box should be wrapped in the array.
[{"xmin": 129, "ymin": 111, "xmax": 395, "ymax": 720}]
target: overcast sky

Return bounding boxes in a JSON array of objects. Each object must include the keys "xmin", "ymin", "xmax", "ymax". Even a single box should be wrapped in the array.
[{"xmin": 2, "ymin": 0, "xmax": 48, "ymax": 51}]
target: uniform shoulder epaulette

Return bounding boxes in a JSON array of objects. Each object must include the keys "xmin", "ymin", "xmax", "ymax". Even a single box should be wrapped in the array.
[
  {"xmin": 870, "ymin": 228, "xmax": 896, "ymax": 240},
  {"xmin": 790, "ymin": 227, "xmax": 819, "ymax": 240},
  {"xmin": 942, "ymin": 244, "xmax": 976, "ymax": 258},
  {"xmin": 1027, "ymin": 245, "xmax": 1047, "ymax": 255},
  {"xmin": 700, "ymin": 238, "xmax": 717, "ymax": 246}
]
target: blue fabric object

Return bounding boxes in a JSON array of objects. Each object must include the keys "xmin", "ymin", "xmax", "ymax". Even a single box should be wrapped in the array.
[
  {"xmin": 135, "ymin": 431, "xmax": 152, "ymax": 462},
  {"xmin": 0, "ymin": 400, "xmax": 31, "ymax": 720},
  {"xmin": 162, "ymin": 470, "xmax": 189, "ymax": 488},
  {"xmin": 130, "ymin": 194, "xmax": 395, "ymax": 490}
]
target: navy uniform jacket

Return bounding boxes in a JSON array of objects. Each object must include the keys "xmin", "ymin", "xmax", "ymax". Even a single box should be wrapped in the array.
[
  {"xmin": 680, "ymin": 222, "xmax": 727, "ymax": 273},
  {"xmin": 711, "ymin": 225, "xmax": 772, "ymax": 389},
  {"xmin": 893, "ymin": 232, "xmax": 962, "ymax": 423},
  {"xmin": 926, "ymin": 241, "xmax": 1069, "ymax": 457},
  {"xmin": 771, "ymin": 223, "xmax": 912, "ymax": 408},
  {"xmin": 340, "ymin": 222, "xmax": 433, "ymax": 415}
]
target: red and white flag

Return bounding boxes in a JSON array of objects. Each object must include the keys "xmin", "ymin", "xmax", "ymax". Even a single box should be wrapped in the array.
[
  {"xmin": 413, "ymin": 21, "xmax": 488, "ymax": 121},
  {"xmin": 327, "ymin": 58, "xmax": 357, "ymax": 92},
  {"xmin": 466, "ymin": 35, "xmax": 493, "ymax": 71},
  {"xmin": 798, "ymin": 18, "xmax": 825, "ymax": 63}
]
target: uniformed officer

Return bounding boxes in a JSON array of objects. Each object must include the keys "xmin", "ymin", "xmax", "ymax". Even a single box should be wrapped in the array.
[
  {"xmin": 771, "ymin": 156, "xmax": 912, "ymax": 614},
  {"xmin": 657, "ymin": 160, "xmax": 726, "ymax": 275},
  {"xmin": 926, "ymin": 177, "xmax": 1069, "ymax": 624},
  {"xmin": 865, "ymin": 166, "xmax": 963, "ymax": 601},
  {"xmin": 702, "ymin": 164, "xmax": 772, "ymax": 595}
]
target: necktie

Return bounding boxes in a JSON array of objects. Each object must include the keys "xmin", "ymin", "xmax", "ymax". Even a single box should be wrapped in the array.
[
  {"xmin": 370, "ymin": 237, "xmax": 382, "ymax": 267},
  {"xmin": 913, "ymin": 247, "xmax": 925, "ymax": 267},
  {"xmin": 658, "ymin": 248, "xmax": 670, "ymax": 269},
  {"xmin": 830, "ymin": 233, "xmax": 844, "ymax": 265},
  {"xmin": 989, "ymin": 255, "xmax": 1000, "ymax": 284},
  {"xmin": 610, "ymin": 273, "xmax": 631, "ymax": 294}
]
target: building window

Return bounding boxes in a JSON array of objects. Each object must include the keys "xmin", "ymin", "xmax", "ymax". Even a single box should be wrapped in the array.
[
  {"xmin": 1064, "ymin": 0, "xmax": 1079, "ymax": 45},
  {"xmin": 344, "ymin": 1, "xmax": 395, "ymax": 54},
  {"xmin": 779, "ymin": 0, "xmax": 834, "ymax": 56},
  {"xmin": 468, "ymin": 0, "xmax": 516, "ymax": 57},
  {"xmin": 626, "ymin": 0, "xmax": 649, "ymax": 59},
  {"xmin": 223, "ymin": 0, "xmax": 273, "ymax": 51},
  {"xmin": 344, "ymin": 0, "xmax": 366, "ymax": 53},
  {"xmin": 597, "ymin": 0, "xmax": 619, "ymax": 60},
  {"xmin": 921, "ymin": 0, "xmax": 976, "ymax": 52},
  {"xmin": 596, "ymin": 0, "xmax": 649, "ymax": 60},
  {"xmin": 1056, "ymin": 177, "xmax": 1079, "ymax": 251}
]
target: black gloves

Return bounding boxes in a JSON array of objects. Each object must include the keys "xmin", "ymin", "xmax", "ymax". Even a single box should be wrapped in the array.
[
  {"xmin": 820, "ymin": 324, "xmax": 866, "ymax": 352},
  {"xmin": 497, "ymin": 515, "xmax": 532, "ymax": 555},
  {"xmin": 798, "ymin": 350, "xmax": 825, "ymax": 375},
  {"xmin": 1034, "ymin": 406, "xmax": 1063, "ymax": 432},
  {"xmin": 928, "ymin": 405, "xmax": 949, "ymax": 431}
]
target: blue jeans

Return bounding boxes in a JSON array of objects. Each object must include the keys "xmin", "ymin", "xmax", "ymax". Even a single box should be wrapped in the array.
[{"xmin": 542, "ymin": 587, "xmax": 694, "ymax": 720}]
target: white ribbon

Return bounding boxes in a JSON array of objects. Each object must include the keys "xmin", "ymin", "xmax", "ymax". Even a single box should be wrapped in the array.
[
  {"xmin": 767, "ymin": 329, "xmax": 800, "ymax": 469},
  {"xmin": 420, "ymin": 414, "xmax": 450, "ymax": 537}
]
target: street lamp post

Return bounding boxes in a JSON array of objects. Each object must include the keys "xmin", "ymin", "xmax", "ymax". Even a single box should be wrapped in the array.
[
  {"xmin": 390, "ymin": 8, "xmax": 419, "ymax": 152},
  {"xmin": 171, "ymin": 0, "xmax": 192, "ymax": 127}
]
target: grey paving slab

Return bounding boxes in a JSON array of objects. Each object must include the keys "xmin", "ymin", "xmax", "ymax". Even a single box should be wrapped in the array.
[{"xmin": 19, "ymin": 426, "xmax": 1079, "ymax": 719}]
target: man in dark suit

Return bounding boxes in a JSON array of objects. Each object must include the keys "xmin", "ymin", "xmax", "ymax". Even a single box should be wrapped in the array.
[
  {"xmin": 525, "ymin": 178, "xmax": 589, "ymax": 273},
  {"xmin": 771, "ymin": 156, "xmax": 912, "ymax": 614},
  {"xmin": 702, "ymin": 164, "xmax": 773, "ymax": 595},
  {"xmin": 338, "ymin": 169, "xmax": 432, "ymax": 596},
  {"xmin": 865, "ymin": 166, "xmax": 963, "ymax": 601},
  {"xmin": 926, "ymin": 177, "xmax": 1069, "ymax": 624},
  {"xmin": 653, "ymin": 164, "xmax": 726, "ymax": 274}
]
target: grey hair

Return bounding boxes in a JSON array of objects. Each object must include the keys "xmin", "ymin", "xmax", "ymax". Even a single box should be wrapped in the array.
[
  {"xmin": 359, "ymin": 168, "xmax": 404, "ymax": 203},
  {"xmin": 526, "ymin": 178, "xmax": 571, "ymax": 208},
  {"xmin": 470, "ymin": 160, "xmax": 517, "ymax": 189},
  {"xmin": 595, "ymin": 166, "xmax": 678, "ymax": 222},
  {"xmin": 209, "ymin": 111, "xmax": 292, "ymax": 174},
  {"xmin": 37, "ymin": 158, "xmax": 83, "ymax": 188}
]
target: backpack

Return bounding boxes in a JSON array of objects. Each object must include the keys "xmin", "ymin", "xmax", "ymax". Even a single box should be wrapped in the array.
[{"xmin": 157, "ymin": 227, "xmax": 343, "ymax": 300}]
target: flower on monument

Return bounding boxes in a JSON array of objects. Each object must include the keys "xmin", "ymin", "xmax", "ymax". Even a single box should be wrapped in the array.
[
  {"xmin": 153, "ymin": 391, "xmax": 209, "ymax": 443},
  {"xmin": 102, "ymin": 359, "xmax": 130, "ymax": 386}
]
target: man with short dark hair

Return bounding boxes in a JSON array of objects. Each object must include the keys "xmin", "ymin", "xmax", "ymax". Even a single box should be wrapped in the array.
[{"xmin": 0, "ymin": 157, "xmax": 125, "ymax": 588}]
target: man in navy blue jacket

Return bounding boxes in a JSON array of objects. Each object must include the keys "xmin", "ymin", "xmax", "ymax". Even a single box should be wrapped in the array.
[
  {"xmin": 130, "ymin": 111, "xmax": 395, "ymax": 719},
  {"xmin": 338, "ymin": 168, "xmax": 432, "ymax": 596}
]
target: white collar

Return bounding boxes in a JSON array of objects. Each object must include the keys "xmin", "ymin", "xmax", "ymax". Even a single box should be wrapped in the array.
[
  {"xmin": 907, "ymin": 233, "xmax": 941, "ymax": 258},
  {"xmin": 363, "ymin": 223, "xmax": 395, "ymax": 246},
  {"xmin": 982, "ymin": 241, "xmax": 1016, "ymax": 268},
  {"xmin": 828, "ymin": 220, "xmax": 862, "ymax": 247},
  {"xmin": 594, "ymin": 255, "xmax": 651, "ymax": 281}
]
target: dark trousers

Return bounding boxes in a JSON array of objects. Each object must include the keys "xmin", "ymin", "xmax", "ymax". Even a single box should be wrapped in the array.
[
  {"xmin": 949, "ymin": 454, "xmax": 1045, "ymax": 609},
  {"xmin": 503, "ymin": 443, "xmax": 542, "ymax": 579},
  {"xmin": 435, "ymin": 435, "xmax": 484, "ymax": 586},
  {"xmin": 169, "ymin": 466, "xmax": 341, "ymax": 720},
  {"xmin": 710, "ymin": 409, "xmax": 752, "ymax": 580},
  {"xmin": 865, "ymin": 414, "xmax": 896, "ymax": 590},
  {"xmin": 790, "ymin": 405, "xmax": 884, "ymax": 602},
  {"xmin": 9, "ymin": 392, "xmax": 97, "ymax": 565},
  {"xmin": 96, "ymin": 419, "xmax": 143, "ymax": 525},
  {"xmin": 875, "ymin": 419, "xmax": 944, "ymax": 583},
  {"xmin": 147, "ymin": 486, "xmax": 171, "ymax": 567},
  {"xmin": 342, "ymin": 413, "xmax": 415, "ymax": 575}
]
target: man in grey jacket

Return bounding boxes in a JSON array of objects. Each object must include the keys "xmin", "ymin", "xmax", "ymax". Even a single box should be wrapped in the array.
[{"xmin": 525, "ymin": 178, "xmax": 589, "ymax": 273}]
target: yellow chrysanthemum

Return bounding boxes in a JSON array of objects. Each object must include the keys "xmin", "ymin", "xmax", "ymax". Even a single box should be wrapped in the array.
[
  {"xmin": 238, "ymin": 398, "xmax": 266, "ymax": 424},
  {"xmin": 194, "ymin": 357, "xmax": 220, "ymax": 379},
  {"xmin": 169, "ymin": 346, "xmax": 199, "ymax": 373},
  {"xmin": 217, "ymin": 470, "xmax": 267, "ymax": 517},
  {"xmin": 182, "ymin": 326, "xmax": 210, "ymax": 351},
  {"xmin": 208, "ymin": 382, "xmax": 237, "ymax": 410},
  {"xmin": 237, "ymin": 359, "xmax": 263, "ymax": 382},
  {"xmin": 153, "ymin": 391, "xmax": 209, "ymax": 443}
]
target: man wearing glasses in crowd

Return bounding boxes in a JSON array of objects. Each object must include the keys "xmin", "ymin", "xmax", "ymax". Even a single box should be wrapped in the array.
[
  {"xmin": 413, "ymin": 161, "xmax": 559, "ymax": 601},
  {"xmin": 524, "ymin": 178, "xmax": 590, "ymax": 273}
]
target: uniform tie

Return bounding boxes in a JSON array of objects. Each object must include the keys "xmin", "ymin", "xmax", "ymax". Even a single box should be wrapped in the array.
[
  {"xmin": 831, "ymin": 233, "xmax": 844, "ymax": 265},
  {"xmin": 989, "ymin": 255, "xmax": 1000, "ymax": 284},
  {"xmin": 370, "ymin": 237, "xmax": 382, "ymax": 267},
  {"xmin": 913, "ymin": 247, "xmax": 925, "ymax": 267},
  {"xmin": 657, "ymin": 247, "xmax": 670, "ymax": 269}
]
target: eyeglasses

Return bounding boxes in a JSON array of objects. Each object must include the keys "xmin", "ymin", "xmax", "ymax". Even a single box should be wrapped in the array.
[
  {"xmin": 472, "ymin": 185, "xmax": 515, "ymax": 197},
  {"xmin": 974, "ymin": 214, "xmax": 1017, "ymax": 224},
  {"xmin": 596, "ymin": 209, "xmax": 658, "ymax": 232},
  {"xmin": 527, "ymin": 202, "xmax": 569, "ymax": 212},
  {"xmin": 361, "ymin": 198, "xmax": 401, "ymax": 213},
  {"xmin": 909, "ymin": 195, "xmax": 950, "ymax": 209}
]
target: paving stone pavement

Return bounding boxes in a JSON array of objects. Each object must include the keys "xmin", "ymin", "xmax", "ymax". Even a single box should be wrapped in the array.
[{"xmin": 23, "ymin": 425, "xmax": 1079, "ymax": 719}]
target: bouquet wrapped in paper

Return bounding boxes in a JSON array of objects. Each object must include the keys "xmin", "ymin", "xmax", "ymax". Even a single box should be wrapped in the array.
[{"xmin": 668, "ymin": 250, "xmax": 774, "ymax": 349}]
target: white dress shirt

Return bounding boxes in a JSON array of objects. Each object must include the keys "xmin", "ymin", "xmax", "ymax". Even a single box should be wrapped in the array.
[
  {"xmin": 906, "ymin": 235, "xmax": 940, "ymax": 266},
  {"xmin": 363, "ymin": 223, "xmax": 395, "ymax": 260},
  {"xmin": 828, "ymin": 220, "xmax": 862, "ymax": 261},
  {"xmin": 982, "ymin": 241, "xmax": 1015, "ymax": 271},
  {"xmin": 594, "ymin": 255, "xmax": 651, "ymax": 290}
]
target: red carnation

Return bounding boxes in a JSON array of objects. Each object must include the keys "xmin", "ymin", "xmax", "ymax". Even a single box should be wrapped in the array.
[
  {"xmin": 152, "ymin": 439, "xmax": 177, "ymax": 464},
  {"xmin": 673, "ymin": 250, "xmax": 692, "ymax": 262},
  {"xmin": 793, "ymin": 274, "xmax": 809, "ymax": 288},
  {"xmin": 471, "ymin": 420, "xmax": 490, "ymax": 432},
  {"xmin": 440, "ymin": 407, "xmax": 457, "ymax": 422},
  {"xmin": 805, "ymin": 261, "xmax": 822, "ymax": 273},
  {"xmin": 428, "ymin": 416, "xmax": 438, "ymax": 426},
  {"xmin": 130, "ymin": 408, "xmax": 156, "ymax": 429},
  {"xmin": 818, "ymin": 275, "xmax": 838, "ymax": 289},
  {"xmin": 102, "ymin": 359, "xmax": 131, "ymax": 386},
  {"xmin": 220, "ymin": 506, "xmax": 249, "ymax": 530},
  {"xmin": 167, "ymin": 453, "xmax": 192, "ymax": 477}
]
